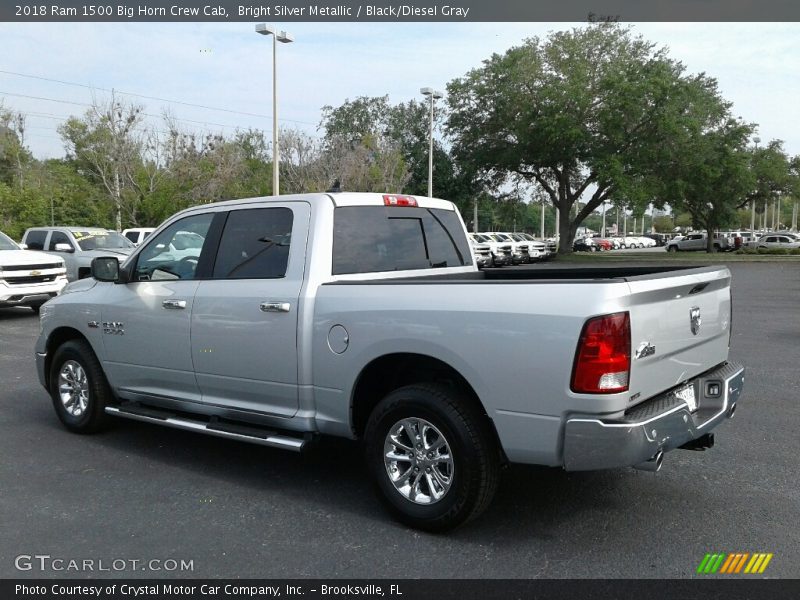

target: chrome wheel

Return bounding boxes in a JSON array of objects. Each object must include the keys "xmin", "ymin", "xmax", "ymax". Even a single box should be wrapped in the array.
[
  {"xmin": 58, "ymin": 360, "xmax": 89, "ymax": 417},
  {"xmin": 384, "ymin": 417, "xmax": 454, "ymax": 505}
]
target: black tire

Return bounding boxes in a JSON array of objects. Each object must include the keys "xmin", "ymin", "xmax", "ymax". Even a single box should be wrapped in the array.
[
  {"xmin": 667, "ymin": 245, "xmax": 678, "ymax": 253},
  {"xmin": 30, "ymin": 301, "xmax": 46, "ymax": 314},
  {"xmin": 364, "ymin": 383, "xmax": 500, "ymax": 532},
  {"xmin": 49, "ymin": 339, "xmax": 113, "ymax": 433}
]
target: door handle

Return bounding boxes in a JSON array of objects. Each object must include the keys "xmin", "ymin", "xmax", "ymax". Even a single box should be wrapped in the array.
[
  {"xmin": 162, "ymin": 299, "xmax": 187, "ymax": 309},
  {"xmin": 260, "ymin": 301, "xmax": 291, "ymax": 313}
]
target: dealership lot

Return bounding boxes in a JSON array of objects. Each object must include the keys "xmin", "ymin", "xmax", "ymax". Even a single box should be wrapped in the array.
[{"xmin": 1, "ymin": 262, "xmax": 797, "ymax": 579}]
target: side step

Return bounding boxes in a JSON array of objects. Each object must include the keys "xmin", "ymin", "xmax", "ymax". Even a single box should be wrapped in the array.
[{"xmin": 105, "ymin": 405, "xmax": 306, "ymax": 452}]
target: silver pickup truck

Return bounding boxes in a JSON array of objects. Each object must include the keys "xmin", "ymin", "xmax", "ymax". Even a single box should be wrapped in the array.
[{"xmin": 35, "ymin": 193, "xmax": 744, "ymax": 531}]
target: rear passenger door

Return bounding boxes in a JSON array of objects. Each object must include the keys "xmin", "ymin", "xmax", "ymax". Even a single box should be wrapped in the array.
[{"xmin": 191, "ymin": 203, "xmax": 310, "ymax": 418}]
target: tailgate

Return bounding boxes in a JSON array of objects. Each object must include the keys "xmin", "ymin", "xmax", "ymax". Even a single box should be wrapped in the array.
[{"xmin": 625, "ymin": 266, "xmax": 732, "ymax": 406}]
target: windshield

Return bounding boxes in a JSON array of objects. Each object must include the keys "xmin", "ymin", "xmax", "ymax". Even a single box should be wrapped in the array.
[
  {"xmin": 493, "ymin": 233, "xmax": 512, "ymax": 242},
  {"xmin": 0, "ymin": 232, "xmax": 20, "ymax": 250},
  {"xmin": 74, "ymin": 231, "xmax": 134, "ymax": 251}
]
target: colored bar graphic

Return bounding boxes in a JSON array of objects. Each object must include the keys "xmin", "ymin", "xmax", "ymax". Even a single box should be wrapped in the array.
[
  {"xmin": 697, "ymin": 554, "xmax": 712, "ymax": 574},
  {"xmin": 697, "ymin": 552, "xmax": 772, "ymax": 575},
  {"xmin": 720, "ymin": 554, "xmax": 736, "ymax": 573}
]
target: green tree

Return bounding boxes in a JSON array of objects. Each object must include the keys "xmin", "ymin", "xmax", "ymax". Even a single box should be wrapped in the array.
[{"xmin": 446, "ymin": 23, "xmax": 743, "ymax": 253}]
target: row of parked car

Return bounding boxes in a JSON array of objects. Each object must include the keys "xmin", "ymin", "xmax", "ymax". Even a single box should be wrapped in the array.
[
  {"xmin": 572, "ymin": 235, "xmax": 660, "ymax": 252},
  {"xmin": 468, "ymin": 232, "xmax": 556, "ymax": 267},
  {"xmin": 0, "ymin": 226, "xmax": 161, "ymax": 312}
]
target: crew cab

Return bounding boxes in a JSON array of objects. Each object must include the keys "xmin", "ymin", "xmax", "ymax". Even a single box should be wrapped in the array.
[
  {"xmin": 35, "ymin": 193, "xmax": 745, "ymax": 531},
  {"xmin": 21, "ymin": 227, "xmax": 135, "ymax": 281},
  {"xmin": 666, "ymin": 232, "xmax": 730, "ymax": 252},
  {"xmin": 0, "ymin": 231, "xmax": 67, "ymax": 312}
]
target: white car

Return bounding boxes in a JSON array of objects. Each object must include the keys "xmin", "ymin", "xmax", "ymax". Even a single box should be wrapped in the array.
[
  {"xmin": 122, "ymin": 227, "xmax": 156, "ymax": 246},
  {"xmin": 0, "ymin": 231, "xmax": 68, "ymax": 312}
]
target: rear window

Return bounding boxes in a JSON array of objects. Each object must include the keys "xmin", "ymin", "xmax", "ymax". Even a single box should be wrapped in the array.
[{"xmin": 333, "ymin": 206, "xmax": 471, "ymax": 275}]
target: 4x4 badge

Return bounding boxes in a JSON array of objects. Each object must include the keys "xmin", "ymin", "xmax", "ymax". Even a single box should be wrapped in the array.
[{"xmin": 690, "ymin": 307, "xmax": 701, "ymax": 335}]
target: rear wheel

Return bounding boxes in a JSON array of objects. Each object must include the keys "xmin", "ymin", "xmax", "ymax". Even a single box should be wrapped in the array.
[
  {"xmin": 364, "ymin": 383, "xmax": 500, "ymax": 532},
  {"xmin": 49, "ymin": 340, "xmax": 113, "ymax": 433}
]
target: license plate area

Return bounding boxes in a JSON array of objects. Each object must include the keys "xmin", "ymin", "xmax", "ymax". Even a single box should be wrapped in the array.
[{"xmin": 675, "ymin": 384, "xmax": 697, "ymax": 412}]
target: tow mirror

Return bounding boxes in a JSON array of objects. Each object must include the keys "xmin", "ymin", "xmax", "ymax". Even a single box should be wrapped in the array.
[
  {"xmin": 91, "ymin": 257, "xmax": 120, "ymax": 282},
  {"xmin": 54, "ymin": 243, "xmax": 75, "ymax": 253}
]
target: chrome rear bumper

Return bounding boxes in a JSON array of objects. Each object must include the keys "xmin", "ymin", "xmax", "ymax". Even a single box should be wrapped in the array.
[{"xmin": 563, "ymin": 361, "xmax": 744, "ymax": 471}]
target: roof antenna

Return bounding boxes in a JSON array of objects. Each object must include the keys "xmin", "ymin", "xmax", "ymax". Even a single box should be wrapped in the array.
[{"xmin": 326, "ymin": 179, "xmax": 341, "ymax": 193}]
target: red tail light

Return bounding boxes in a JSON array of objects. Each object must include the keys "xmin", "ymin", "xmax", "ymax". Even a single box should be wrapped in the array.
[
  {"xmin": 571, "ymin": 312, "xmax": 631, "ymax": 394},
  {"xmin": 383, "ymin": 194, "xmax": 417, "ymax": 207}
]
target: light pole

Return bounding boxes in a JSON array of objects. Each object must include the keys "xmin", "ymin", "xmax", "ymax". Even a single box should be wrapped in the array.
[
  {"xmin": 601, "ymin": 201, "xmax": 606, "ymax": 238},
  {"xmin": 751, "ymin": 136, "xmax": 760, "ymax": 232},
  {"xmin": 420, "ymin": 87, "xmax": 443, "ymax": 198},
  {"xmin": 256, "ymin": 23, "xmax": 294, "ymax": 196}
]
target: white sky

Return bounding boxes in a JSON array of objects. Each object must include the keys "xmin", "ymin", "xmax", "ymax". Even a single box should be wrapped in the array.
[{"xmin": 1, "ymin": 22, "xmax": 798, "ymax": 160}]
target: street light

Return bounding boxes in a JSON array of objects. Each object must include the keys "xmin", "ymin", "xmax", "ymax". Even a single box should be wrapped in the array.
[
  {"xmin": 751, "ymin": 136, "xmax": 760, "ymax": 232},
  {"xmin": 256, "ymin": 23, "xmax": 294, "ymax": 196},
  {"xmin": 420, "ymin": 87, "xmax": 443, "ymax": 198}
]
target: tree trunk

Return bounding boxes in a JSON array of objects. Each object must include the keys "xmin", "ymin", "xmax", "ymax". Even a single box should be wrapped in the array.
[{"xmin": 557, "ymin": 208, "xmax": 578, "ymax": 255}]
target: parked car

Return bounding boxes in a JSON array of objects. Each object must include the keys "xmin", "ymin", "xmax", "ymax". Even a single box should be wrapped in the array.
[
  {"xmin": 517, "ymin": 233, "xmax": 550, "ymax": 259},
  {"xmin": 0, "ymin": 231, "xmax": 68, "ymax": 312},
  {"xmin": 592, "ymin": 237, "xmax": 614, "ymax": 251},
  {"xmin": 21, "ymin": 227, "xmax": 136, "ymax": 281},
  {"xmin": 573, "ymin": 236, "xmax": 598, "ymax": 252},
  {"xmin": 505, "ymin": 233, "xmax": 542, "ymax": 261},
  {"xmin": 643, "ymin": 233, "xmax": 669, "ymax": 246},
  {"xmin": 750, "ymin": 234, "xmax": 800, "ymax": 250},
  {"xmin": 665, "ymin": 232, "xmax": 730, "ymax": 252},
  {"xmin": 36, "ymin": 192, "xmax": 744, "ymax": 531},
  {"xmin": 484, "ymin": 232, "xmax": 529, "ymax": 264},
  {"xmin": 470, "ymin": 233, "xmax": 511, "ymax": 266},
  {"xmin": 122, "ymin": 227, "xmax": 156, "ymax": 246},
  {"xmin": 468, "ymin": 236, "xmax": 494, "ymax": 268}
]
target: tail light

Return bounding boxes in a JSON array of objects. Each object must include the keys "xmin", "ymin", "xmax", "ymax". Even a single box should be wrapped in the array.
[
  {"xmin": 571, "ymin": 312, "xmax": 631, "ymax": 394},
  {"xmin": 383, "ymin": 194, "xmax": 417, "ymax": 207}
]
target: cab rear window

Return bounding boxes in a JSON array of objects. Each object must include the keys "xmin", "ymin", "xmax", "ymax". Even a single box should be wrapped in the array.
[{"xmin": 333, "ymin": 206, "xmax": 471, "ymax": 275}]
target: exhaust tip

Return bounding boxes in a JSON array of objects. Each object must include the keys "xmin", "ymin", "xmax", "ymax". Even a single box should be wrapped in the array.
[
  {"xmin": 634, "ymin": 450, "xmax": 663, "ymax": 472},
  {"xmin": 728, "ymin": 403, "xmax": 736, "ymax": 419}
]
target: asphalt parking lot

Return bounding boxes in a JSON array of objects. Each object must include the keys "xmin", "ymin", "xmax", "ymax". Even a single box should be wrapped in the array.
[{"xmin": 1, "ymin": 262, "xmax": 798, "ymax": 579}]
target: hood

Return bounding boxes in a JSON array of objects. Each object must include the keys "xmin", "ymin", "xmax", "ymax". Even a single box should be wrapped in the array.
[
  {"xmin": 0, "ymin": 249, "xmax": 64, "ymax": 268},
  {"xmin": 81, "ymin": 247, "xmax": 134, "ymax": 258}
]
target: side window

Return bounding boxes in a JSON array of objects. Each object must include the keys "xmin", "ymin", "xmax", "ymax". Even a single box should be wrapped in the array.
[
  {"xmin": 24, "ymin": 230, "xmax": 47, "ymax": 250},
  {"xmin": 134, "ymin": 213, "xmax": 214, "ymax": 281},
  {"xmin": 124, "ymin": 231, "xmax": 139, "ymax": 243},
  {"xmin": 48, "ymin": 231, "xmax": 73, "ymax": 251},
  {"xmin": 212, "ymin": 208, "xmax": 293, "ymax": 279}
]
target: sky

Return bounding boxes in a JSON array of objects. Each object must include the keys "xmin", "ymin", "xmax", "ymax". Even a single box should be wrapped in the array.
[{"xmin": 1, "ymin": 22, "xmax": 798, "ymax": 160}]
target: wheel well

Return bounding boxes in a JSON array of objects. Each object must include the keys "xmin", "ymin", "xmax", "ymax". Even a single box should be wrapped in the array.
[
  {"xmin": 44, "ymin": 327, "xmax": 89, "ymax": 391},
  {"xmin": 350, "ymin": 353, "xmax": 489, "ymax": 439}
]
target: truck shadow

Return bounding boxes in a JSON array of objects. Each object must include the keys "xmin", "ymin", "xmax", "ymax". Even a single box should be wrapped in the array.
[{"xmin": 83, "ymin": 416, "xmax": 639, "ymax": 542}]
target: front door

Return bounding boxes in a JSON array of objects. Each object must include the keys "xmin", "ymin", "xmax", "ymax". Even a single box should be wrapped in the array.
[
  {"xmin": 191, "ymin": 203, "xmax": 309, "ymax": 418},
  {"xmin": 100, "ymin": 212, "xmax": 218, "ymax": 403}
]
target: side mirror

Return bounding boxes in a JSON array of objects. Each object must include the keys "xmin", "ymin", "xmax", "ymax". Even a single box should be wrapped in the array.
[
  {"xmin": 19, "ymin": 243, "xmax": 28, "ymax": 249},
  {"xmin": 54, "ymin": 243, "xmax": 75, "ymax": 253},
  {"xmin": 91, "ymin": 257, "xmax": 120, "ymax": 282}
]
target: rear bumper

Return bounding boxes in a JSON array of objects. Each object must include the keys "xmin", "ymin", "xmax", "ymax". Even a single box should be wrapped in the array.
[{"xmin": 563, "ymin": 361, "xmax": 744, "ymax": 471}]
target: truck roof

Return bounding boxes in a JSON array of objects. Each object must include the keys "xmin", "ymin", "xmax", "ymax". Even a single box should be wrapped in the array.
[{"xmin": 177, "ymin": 192, "xmax": 456, "ymax": 217}]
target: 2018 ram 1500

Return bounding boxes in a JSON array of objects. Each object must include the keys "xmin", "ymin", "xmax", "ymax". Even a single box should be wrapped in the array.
[{"xmin": 35, "ymin": 192, "xmax": 745, "ymax": 531}]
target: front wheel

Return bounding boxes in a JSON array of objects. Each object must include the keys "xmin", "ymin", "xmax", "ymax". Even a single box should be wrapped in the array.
[
  {"xmin": 667, "ymin": 245, "xmax": 678, "ymax": 253},
  {"xmin": 49, "ymin": 339, "xmax": 113, "ymax": 433},
  {"xmin": 364, "ymin": 384, "xmax": 500, "ymax": 532}
]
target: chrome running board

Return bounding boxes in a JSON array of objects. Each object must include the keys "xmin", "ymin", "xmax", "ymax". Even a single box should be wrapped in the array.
[{"xmin": 105, "ymin": 405, "xmax": 306, "ymax": 452}]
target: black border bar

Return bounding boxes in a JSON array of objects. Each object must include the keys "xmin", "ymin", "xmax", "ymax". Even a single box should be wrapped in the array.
[
  {"xmin": 5, "ymin": 579, "xmax": 800, "ymax": 600},
  {"xmin": 4, "ymin": 0, "xmax": 800, "ymax": 22}
]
